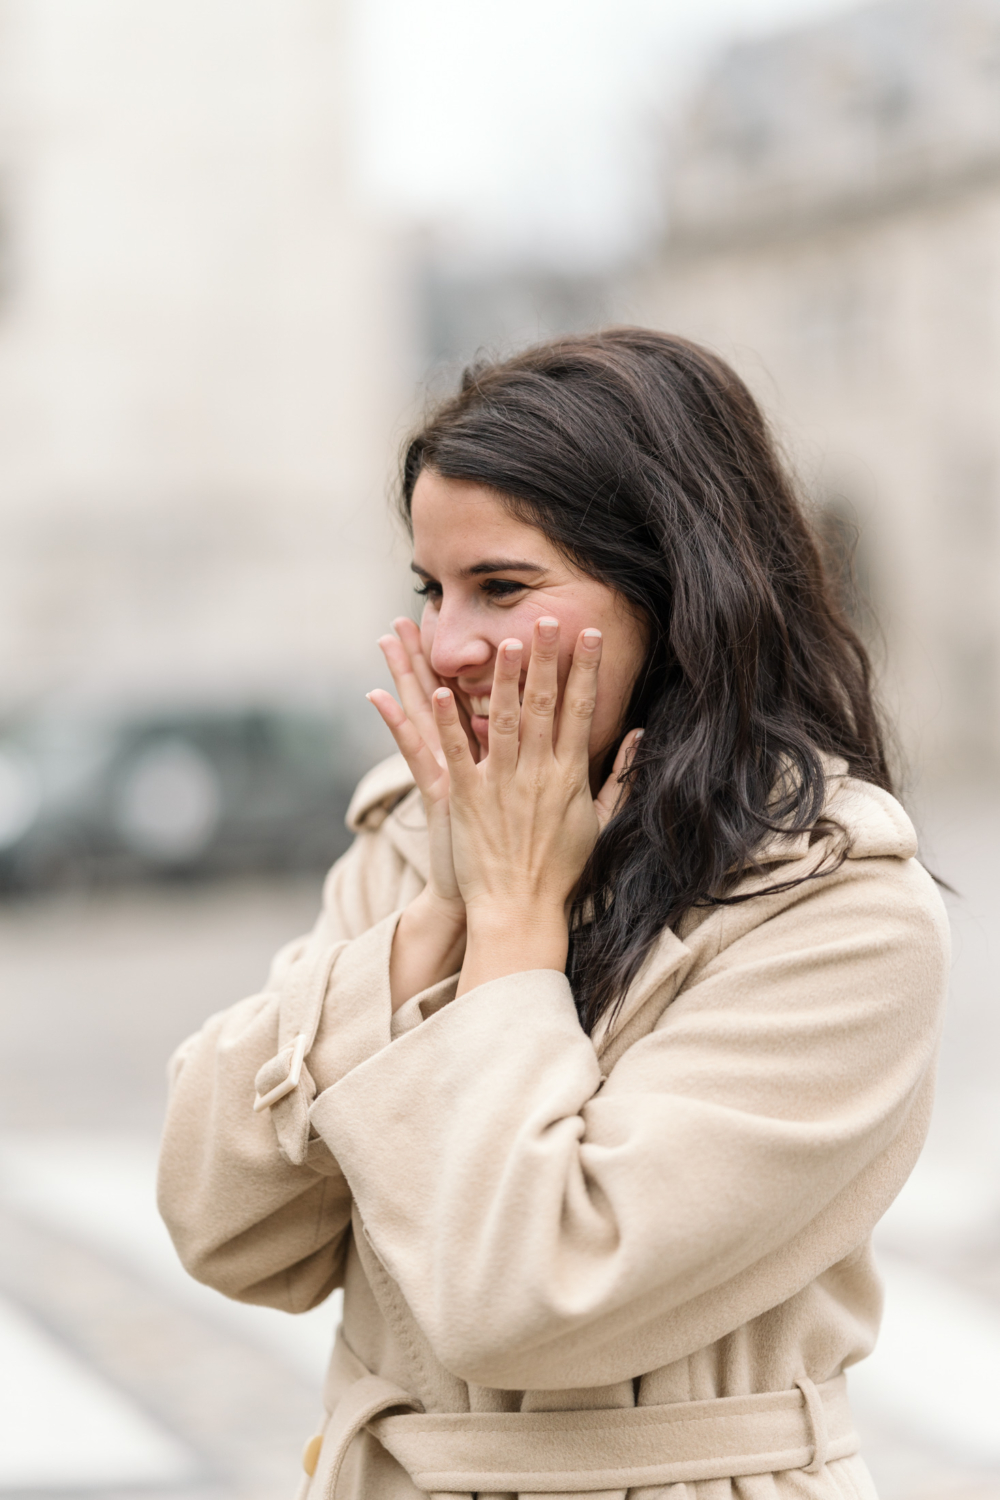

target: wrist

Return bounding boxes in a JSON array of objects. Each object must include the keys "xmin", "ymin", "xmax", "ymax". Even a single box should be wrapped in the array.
[
  {"xmin": 390, "ymin": 888, "xmax": 466, "ymax": 1014},
  {"xmin": 465, "ymin": 897, "xmax": 567, "ymax": 942},
  {"xmin": 413, "ymin": 884, "xmax": 466, "ymax": 931},
  {"xmin": 458, "ymin": 900, "xmax": 569, "ymax": 997}
]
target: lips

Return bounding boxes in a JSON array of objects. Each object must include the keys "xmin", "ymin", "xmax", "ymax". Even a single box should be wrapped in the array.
[
  {"xmin": 458, "ymin": 688, "xmax": 525, "ymax": 744},
  {"xmin": 465, "ymin": 694, "xmax": 491, "ymax": 744}
]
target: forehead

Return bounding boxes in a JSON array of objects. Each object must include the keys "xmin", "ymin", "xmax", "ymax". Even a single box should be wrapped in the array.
[{"xmin": 410, "ymin": 470, "xmax": 560, "ymax": 571}]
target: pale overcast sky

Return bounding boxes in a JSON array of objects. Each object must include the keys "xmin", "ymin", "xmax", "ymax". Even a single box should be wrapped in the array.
[{"xmin": 350, "ymin": 0, "xmax": 865, "ymax": 267}]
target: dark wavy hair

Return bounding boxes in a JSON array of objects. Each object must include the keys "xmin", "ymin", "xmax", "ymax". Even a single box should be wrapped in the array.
[{"xmin": 399, "ymin": 328, "xmax": 892, "ymax": 1033}]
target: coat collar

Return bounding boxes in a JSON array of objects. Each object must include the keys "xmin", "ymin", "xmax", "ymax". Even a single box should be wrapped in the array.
[
  {"xmin": 345, "ymin": 754, "xmax": 428, "ymax": 881},
  {"xmin": 346, "ymin": 754, "xmax": 416, "ymax": 831},
  {"xmin": 343, "ymin": 753, "xmax": 918, "ymax": 1042},
  {"xmin": 740, "ymin": 755, "xmax": 918, "ymax": 868},
  {"xmin": 382, "ymin": 787, "xmax": 430, "ymax": 882}
]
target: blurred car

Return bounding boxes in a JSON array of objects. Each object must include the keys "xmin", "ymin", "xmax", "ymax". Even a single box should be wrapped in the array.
[{"xmin": 0, "ymin": 707, "xmax": 361, "ymax": 891}]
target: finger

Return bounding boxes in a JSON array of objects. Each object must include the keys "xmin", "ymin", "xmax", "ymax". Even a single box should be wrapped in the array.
[
  {"xmin": 379, "ymin": 632, "xmax": 433, "ymax": 717},
  {"xmin": 367, "ymin": 690, "xmax": 448, "ymax": 800},
  {"xmin": 386, "ymin": 620, "xmax": 477, "ymax": 760},
  {"xmin": 392, "ymin": 616, "xmax": 440, "ymax": 700},
  {"xmin": 487, "ymin": 638, "xmax": 523, "ymax": 776},
  {"xmin": 518, "ymin": 617, "xmax": 560, "ymax": 763},
  {"xmin": 379, "ymin": 634, "xmax": 439, "ymax": 746},
  {"xmin": 554, "ymin": 627, "xmax": 602, "ymax": 767},
  {"xmin": 595, "ymin": 727, "xmax": 644, "ymax": 830},
  {"xmin": 453, "ymin": 691, "xmax": 479, "ymax": 759},
  {"xmin": 432, "ymin": 687, "xmax": 478, "ymax": 791}
]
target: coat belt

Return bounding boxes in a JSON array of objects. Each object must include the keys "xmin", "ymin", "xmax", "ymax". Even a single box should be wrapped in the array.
[{"xmin": 307, "ymin": 1329, "xmax": 859, "ymax": 1498}]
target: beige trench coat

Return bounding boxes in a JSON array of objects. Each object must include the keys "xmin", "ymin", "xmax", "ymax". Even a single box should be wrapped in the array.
[{"xmin": 158, "ymin": 754, "xmax": 949, "ymax": 1500}]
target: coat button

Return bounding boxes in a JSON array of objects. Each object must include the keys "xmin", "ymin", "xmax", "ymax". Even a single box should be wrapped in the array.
[{"xmin": 302, "ymin": 1434, "xmax": 323, "ymax": 1476}]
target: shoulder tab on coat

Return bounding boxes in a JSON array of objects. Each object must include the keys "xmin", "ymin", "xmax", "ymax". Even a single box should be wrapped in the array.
[
  {"xmin": 825, "ymin": 774, "xmax": 918, "ymax": 861},
  {"xmin": 345, "ymin": 754, "xmax": 417, "ymax": 833}
]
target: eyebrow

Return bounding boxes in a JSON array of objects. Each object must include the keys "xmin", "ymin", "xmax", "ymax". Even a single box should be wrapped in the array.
[{"xmin": 411, "ymin": 559, "xmax": 546, "ymax": 580}]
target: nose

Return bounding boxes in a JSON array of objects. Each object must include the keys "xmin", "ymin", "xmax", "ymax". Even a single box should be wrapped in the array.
[{"xmin": 426, "ymin": 598, "xmax": 493, "ymax": 682}]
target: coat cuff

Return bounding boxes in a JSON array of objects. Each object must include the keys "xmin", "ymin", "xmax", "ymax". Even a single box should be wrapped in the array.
[
  {"xmin": 308, "ymin": 968, "xmax": 584, "ymax": 1198},
  {"xmin": 255, "ymin": 910, "xmax": 402, "ymax": 1166},
  {"xmin": 390, "ymin": 971, "xmax": 460, "ymax": 1039}
]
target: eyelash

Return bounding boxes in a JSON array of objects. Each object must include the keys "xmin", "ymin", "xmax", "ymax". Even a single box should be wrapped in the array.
[
  {"xmin": 413, "ymin": 579, "xmax": 527, "ymax": 602},
  {"xmin": 482, "ymin": 579, "xmax": 527, "ymax": 599}
]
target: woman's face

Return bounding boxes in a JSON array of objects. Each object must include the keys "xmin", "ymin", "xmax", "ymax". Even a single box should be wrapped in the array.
[{"xmin": 410, "ymin": 469, "xmax": 648, "ymax": 765}]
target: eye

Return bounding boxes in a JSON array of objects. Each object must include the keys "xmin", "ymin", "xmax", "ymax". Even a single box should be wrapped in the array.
[
  {"xmin": 413, "ymin": 580, "xmax": 442, "ymax": 601},
  {"xmin": 481, "ymin": 578, "xmax": 527, "ymax": 601}
]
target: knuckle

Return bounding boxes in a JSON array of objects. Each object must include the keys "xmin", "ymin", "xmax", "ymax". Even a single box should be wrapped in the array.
[
  {"xmin": 492, "ymin": 710, "xmax": 520, "ymax": 733},
  {"xmin": 443, "ymin": 740, "xmax": 466, "ymax": 761},
  {"xmin": 568, "ymin": 695, "xmax": 597, "ymax": 720},
  {"xmin": 525, "ymin": 690, "xmax": 557, "ymax": 715}
]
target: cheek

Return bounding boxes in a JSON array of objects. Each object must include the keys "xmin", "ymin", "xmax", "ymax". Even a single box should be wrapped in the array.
[
  {"xmin": 603, "ymin": 659, "xmax": 634, "ymax": 713},
  {"xmin": 557, "ymin": 644, "xmax": 577, "ymax": 690},
  {"xmin": 420, "ymin": 604, "xmax": 436, "ymax": 655},
  {"xmin": 590, "ymin": 619, "xmax": 646, "ymax": 734},
  {"xmin": 602, "ymin": 626, "xmax": 647, "ymax": 724}
]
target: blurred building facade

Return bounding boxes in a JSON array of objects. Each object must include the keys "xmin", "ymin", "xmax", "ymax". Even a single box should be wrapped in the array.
[
  {"xmin": 420, "ymin": 252, "xmax": 612, "ymax": 389},
  {"xmin": 0, "ymin": 0, "xmax": 414, "ymax": 723},
  {"xmin": 638, "ymin": 0, "xmax": 1000, "ymax": 783}
]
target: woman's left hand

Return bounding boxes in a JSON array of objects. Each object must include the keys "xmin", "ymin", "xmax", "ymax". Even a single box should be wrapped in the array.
[{"xmin": 431, "ymin": 617, "xmax": 642, "ymax": 994}]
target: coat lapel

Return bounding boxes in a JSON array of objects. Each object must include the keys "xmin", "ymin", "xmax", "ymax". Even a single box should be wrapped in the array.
[
  {"xmin": 381, "ymin": 787, "xmax": 430, "ymax": 883},
  {"xmin": 591, "ymin": 925, "xmax": 693, "ymax": 1066}
]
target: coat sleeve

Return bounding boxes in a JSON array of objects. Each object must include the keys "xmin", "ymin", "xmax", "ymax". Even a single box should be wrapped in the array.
[
  {"xmin": 157, "ymin": 825, "xmax": 425, "ymax": 1311},
  {"xmin": 308, "ymin": 854, "xmax": 949, "ymax": 1387}
]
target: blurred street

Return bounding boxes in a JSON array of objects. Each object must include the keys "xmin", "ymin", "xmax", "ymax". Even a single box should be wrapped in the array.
[
  {"xmin": 0, "ymin": 876, "xmax": 338, "ymax": 1500},
  {"xmin": 0, "ymin": 789, "xmax": 996, "ymax": 1500}
]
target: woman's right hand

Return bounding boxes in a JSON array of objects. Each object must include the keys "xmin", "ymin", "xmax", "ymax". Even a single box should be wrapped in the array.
[
  {"xmin": 371, "ymin": 618, "xmax": 463, "ymax": 913},
  {"xmin": 370, "ymin": 620, "xmax": 469, "ymax": 1010}
]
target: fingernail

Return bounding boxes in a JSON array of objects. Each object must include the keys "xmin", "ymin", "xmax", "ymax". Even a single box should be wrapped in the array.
[
  {"xmin": 538, "ymin": 618, "xmax": 558, "ymax": 639},
  {"xmin": 434, "ymin": 687, "xmax": 451, "ymax": 702},
  {"xmin": 504, "ymin": 641, "xmax": 521, "ymax": 661},
  {"xmin": 583, "ymin": 628, "xmax": 602, "ymax": 646},
  {"xmin": 634, "ymin": 727, "xmax": 644, "ymax": 738}
]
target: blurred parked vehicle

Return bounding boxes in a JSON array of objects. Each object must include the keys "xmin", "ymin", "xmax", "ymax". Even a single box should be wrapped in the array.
[{"xmin": 0, "ymin": 707, "xmax": 361, "ymax": 891}]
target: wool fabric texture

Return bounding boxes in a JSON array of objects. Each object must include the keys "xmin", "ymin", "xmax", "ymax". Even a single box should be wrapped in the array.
[{"xmin": 158, "ymin": 754, "xmax": 949, "ymax": 1500}]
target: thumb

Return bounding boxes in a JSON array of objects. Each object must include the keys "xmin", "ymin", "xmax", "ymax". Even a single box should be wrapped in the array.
[{"xmin": 594, "ymin": 728, "xmax": 644, "ymax": 831}]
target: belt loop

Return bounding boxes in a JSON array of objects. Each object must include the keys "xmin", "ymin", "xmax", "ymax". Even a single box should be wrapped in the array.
[
  {"xmin": 796, "ymin": 1376, "xmax": 829, "ymax": 1473},
  {"xmin": 311, "ymin": 1374, "xmax": 422, "ymax": 1500}
]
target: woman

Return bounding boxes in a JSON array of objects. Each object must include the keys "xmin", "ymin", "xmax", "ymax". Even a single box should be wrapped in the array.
[{"xmin": 159, "ymin": 329, "xmax": 948, "ymax": 1500}]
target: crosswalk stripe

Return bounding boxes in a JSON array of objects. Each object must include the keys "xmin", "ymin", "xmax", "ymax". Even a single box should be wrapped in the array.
[{"xmin": 0, "ymin": 1293, "xmax": 198, "ymax": 1489}]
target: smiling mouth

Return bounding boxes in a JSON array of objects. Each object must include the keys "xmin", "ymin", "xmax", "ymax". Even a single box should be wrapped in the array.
[{"xmin": 463, "ymin": 691, "xmax": 524, "ymax": 718}]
